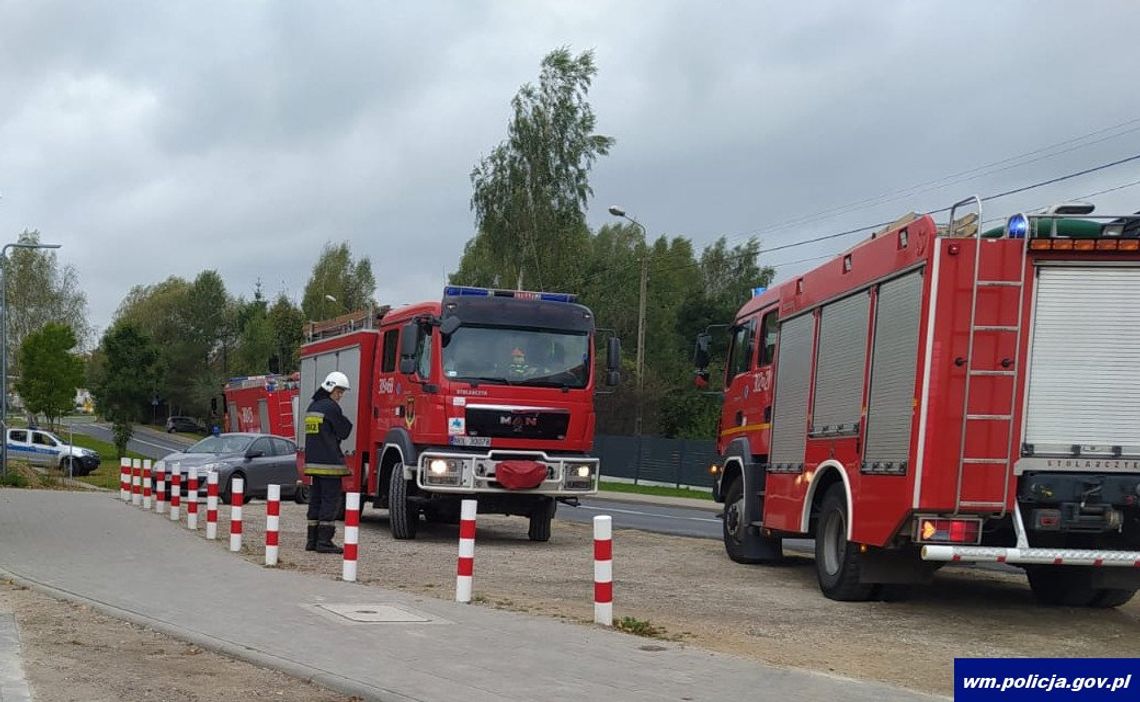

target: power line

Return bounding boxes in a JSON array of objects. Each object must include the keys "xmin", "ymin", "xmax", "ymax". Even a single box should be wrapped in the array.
[
  {"xmin": 580, "ymin": 154, "xmax": 1140, "ymax": 287},
  {"xmin": 719, "ymin": 115, "xmax": 1140, "ymax": 246}
]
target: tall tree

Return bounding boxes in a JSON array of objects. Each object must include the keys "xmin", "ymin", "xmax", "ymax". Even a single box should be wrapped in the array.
[
  {"xmin": 267, "ymin": 294, "xmax": 305, "ymax": 373},
  {"xmin": 90, "ymin": 323, "xmax": 160, "ymax": 455},
  {"xmin": 15, "ymin": 323, "xmax": 84, "ymax": 427},
  {"xmin": 462, "ymin": 47, "xmax": 613, "ymax": 291},
  {"xmin": 301, "ymin": 242, "xmax": 376, "ymax": 321},
  {"xmin": 3, "ymin": 229, "xmax": 90, "ymax": 362}
]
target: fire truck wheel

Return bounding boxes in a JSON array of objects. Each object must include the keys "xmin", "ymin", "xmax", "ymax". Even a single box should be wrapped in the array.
[
  {"xmin": 815, "ymin": 484, "xmax": 875, "ymax": 601},
  {"xmin": 388, "ymin": 463, "xmax": 419, "ymax": 539},
  {"xmin": 721, "ymin": 477, "xmax": 780, "ymax": 564},
  {"xmin": 527, "ymin": 498, "xmax": 556, "ymax": 542},
  {"xmin": 1025, "ymin": 566, "xmax": 1133, "ymax": 607}
]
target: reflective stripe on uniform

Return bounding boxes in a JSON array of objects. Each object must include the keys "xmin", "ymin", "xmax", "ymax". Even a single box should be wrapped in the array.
[
  {"xmin": 304, "ymin": 412, "xmax": 324, "ymax": 436},
  {"xmin": 303, "ymin": 463, "xmax": 351, "ymax": 477}
]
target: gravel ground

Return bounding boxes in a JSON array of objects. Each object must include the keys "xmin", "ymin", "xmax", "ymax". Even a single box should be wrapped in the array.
[
  {"xmin": 181, "ymin": 498, "xmax": 1140, "ymax": 697},
  {"xmin": 0, "ymin": 578, "xmax": 354, "ymax": 702}
]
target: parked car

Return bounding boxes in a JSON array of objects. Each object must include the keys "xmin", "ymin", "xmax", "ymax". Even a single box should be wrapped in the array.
[
  {"xmin": 156, "ymin": 432, "xmax": 298, "ymax": 504},
  {"xmin": 165, "ymin": 416, "xmax": 207, "ymax": 434},
  {"xmin": 5, "ymin": 427, "xmax": 101, "ymax": 476}
]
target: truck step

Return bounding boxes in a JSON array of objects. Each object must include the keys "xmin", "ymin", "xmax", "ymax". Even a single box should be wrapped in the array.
[
  {"xmin": 971, "ymin": 325, "xmax": 1020, "ymax": 332},
  {"xmin": 961, "ymin": 458, "xmax": 1010, "ymax": 464},
  {"xmin": 957, "ymin": 500, "xmax": 1006, "ymax": 509},
  {"xmin": 976, "ymin": 280, "xmax": 1023, "ymax": 287},
  {"xmin": 968, "ymin": 370, "xmax": 1016, "ymax": 377},
  {"xmin": 965, "ymin": 414, "xmax": 1013, "ymax": 421}
]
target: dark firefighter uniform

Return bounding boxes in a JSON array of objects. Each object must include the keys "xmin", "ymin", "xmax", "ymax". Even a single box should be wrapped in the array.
[{"xmin": 303, "ymin": 387, "xmax": 352, "ymax": 553}]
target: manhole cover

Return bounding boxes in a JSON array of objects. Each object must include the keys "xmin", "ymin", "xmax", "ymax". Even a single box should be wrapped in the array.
[{"xmin": 317, "ymin": 604, "xmax": 430, "ymax": 623}]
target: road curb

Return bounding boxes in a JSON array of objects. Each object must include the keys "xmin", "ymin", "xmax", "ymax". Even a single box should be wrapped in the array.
[
  {"xmin": 0, "ymin": 568, "xmax": 416, "ymax": 702},
  {"xmin": 590, "ymin": 489, "xmax": 720, "ymax": 512}
]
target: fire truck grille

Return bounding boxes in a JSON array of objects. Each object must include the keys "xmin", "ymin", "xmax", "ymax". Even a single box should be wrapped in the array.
[{"xmin": 465, "ymin": 408, "xmax": 570, "ymax": 440}]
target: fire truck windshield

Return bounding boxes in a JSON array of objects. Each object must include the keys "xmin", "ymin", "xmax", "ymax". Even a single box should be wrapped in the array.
[{"xmin": 442, "ymin": 326, "xmax": 590, "ymax": 388}]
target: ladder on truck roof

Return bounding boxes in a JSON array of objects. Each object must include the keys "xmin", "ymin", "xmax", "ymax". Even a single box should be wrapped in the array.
[
  {"xmin": 304, "ymin": 306, "xmax": 390, "ymax": 342},
  {"xmin": 948, "ymin": 196, "xmax": 1028, "ymax": 518}
]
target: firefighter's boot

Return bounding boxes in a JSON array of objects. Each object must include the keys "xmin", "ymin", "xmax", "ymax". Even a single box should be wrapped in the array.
[
  {"xmin": 315, "ymin": 524, "xmax": 343, "ymax": 554},
  {"xmin": 305, "ymin": 522, "xmax": 318, "ymax": 552}
]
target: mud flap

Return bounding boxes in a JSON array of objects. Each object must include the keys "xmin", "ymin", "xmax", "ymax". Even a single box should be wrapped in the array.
[{"xmin": 858, "ymin": 549, "xmax": 941, "ymax": 585}]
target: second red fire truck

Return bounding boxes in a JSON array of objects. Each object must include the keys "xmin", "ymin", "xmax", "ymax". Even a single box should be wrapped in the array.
[
  {"xmin": 697, "ymin": 199, "xmax": 1140, "ymax": 606},
  {"xmin": 297, "ymin": 287, "xmax": 620, "ymax": 540}
]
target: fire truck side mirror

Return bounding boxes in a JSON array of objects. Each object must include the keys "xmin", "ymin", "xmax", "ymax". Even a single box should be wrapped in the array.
[
  {"xmin": 693, "ymin": 332, "xmax": 712, "ymax": 369},
  {"xmin": 604, "ymin": 337, "xmax": 621, "ymax": 387},
  {"xmin": 439, "ymin": 315, "xmax": 461, "ymax": 336},
  {"xmin": 399, "ymin": 321, "xmax": 420, "ymax": 374}
]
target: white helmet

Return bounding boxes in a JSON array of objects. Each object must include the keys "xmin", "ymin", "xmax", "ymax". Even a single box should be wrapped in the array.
[{"xmin": 321, "ymin": 371, "xmax": 351, "ymax": 392}]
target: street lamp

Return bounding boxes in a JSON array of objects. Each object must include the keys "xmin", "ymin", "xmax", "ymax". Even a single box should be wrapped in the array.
[
  {"xmin": 1, "ymin": 241, "xmax": 63, "ymax": 476},
  {"xmin": 607, "ymin": 205, "xmax": 648, "ymax": 436}
]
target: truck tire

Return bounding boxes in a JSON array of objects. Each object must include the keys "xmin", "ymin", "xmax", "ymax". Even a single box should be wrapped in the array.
[
  {"xmin": 815, "ymin": 483, "xmax": 875, "ymax": 601},
  {"xmin": 528, "ymin": 498, "xmax": 556, "ymax": 542},
  {"xmin": 388, "ymin": 462, "xmax": 418, "ymax": 540},
  {"xmin": 1026, "ymin": 566, "xmax": 1136, "ymax": 607},
  {"xmin": 722, "ymin": 477, "xmax": 782, "ymax": 564}
]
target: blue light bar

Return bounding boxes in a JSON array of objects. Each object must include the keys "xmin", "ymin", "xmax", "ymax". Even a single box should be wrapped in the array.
[
  {"xmin": 443, "ymin": 286, "xmax": 577, "ymax": 303},
  {"xmin": 444, "ymin": 286, "xmax": 492, "ymax": 297},
  {"xmin": 752, "ymin": 286, "xmax": 767, "ymax": 297},
  {"xmin": 1006, "ymin": 213, "xmax": 1029, "ymax": 239}
]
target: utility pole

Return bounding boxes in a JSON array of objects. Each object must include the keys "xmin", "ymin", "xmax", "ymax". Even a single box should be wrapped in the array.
[
  {"xmin": 635, "ymin": 253, "xmax": 648, "ymax": 436},
  {"xmin": 608, "ymin": 206, "xmax": 648, "ymax": 436}
]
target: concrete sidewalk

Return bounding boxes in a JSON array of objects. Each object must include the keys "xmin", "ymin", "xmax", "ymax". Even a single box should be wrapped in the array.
[{"xmin": 0, "ymin": 490, "xmax": 941, "ymax": 702}]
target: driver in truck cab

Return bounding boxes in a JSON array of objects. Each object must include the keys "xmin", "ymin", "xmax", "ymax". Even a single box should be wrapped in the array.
[{"xmin": 302, "ymin": 371, "xmax": 353, "ymax": 554}]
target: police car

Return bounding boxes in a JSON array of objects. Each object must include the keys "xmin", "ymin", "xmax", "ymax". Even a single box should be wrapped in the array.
[{"xmin": 5, "ymin": 427, "xmax": 101, "ymax": 476}]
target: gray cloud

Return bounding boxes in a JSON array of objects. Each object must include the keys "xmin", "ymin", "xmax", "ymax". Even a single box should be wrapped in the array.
[{"xmin": 2, "ymin": 1, "xmax": 1139, "ymax": 339}]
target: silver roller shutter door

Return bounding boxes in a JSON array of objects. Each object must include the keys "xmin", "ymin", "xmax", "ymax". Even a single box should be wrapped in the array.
[
  {"xmin": 1026, "ymin": 266, "xmax": 1140, "ymax": 453},
  {"xmin": 336, "ymin": 346, "xmax": 362, "ymax": 450},
  {"xmin": 812, "ymin": 292, "xmax": 870, "ymax": 434},
  {"xmin": 770, "ymin": 314, "xmax": 814, "ymax": 467},
  {"xmin": 863, "ymin": 271, "xmax": 923, "ymax": 471}
]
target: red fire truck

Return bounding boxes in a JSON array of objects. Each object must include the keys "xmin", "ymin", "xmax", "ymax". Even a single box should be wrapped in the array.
[
  {"xmin": 222, "ymin": 374, "xmax": 300, "ymax": 440},
  {"xmin": 696, "ymin": 198, "xmax": 1140, "ymax": 606},
  {"xmin": 296, "ymin": 287, "xmax": 620, "ymax": 540}
]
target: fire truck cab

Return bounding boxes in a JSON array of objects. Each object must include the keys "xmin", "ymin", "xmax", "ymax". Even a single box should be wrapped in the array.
[
  {"xmin": 297, "ymin": 286, "xmax": 620, "ymax": 541},
  {"xmin": 698, "ymin": 199, "xmax": 1140, "ymax": 606}
]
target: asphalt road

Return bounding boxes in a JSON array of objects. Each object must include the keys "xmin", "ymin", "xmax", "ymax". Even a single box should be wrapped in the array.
[{"xmin": 69, "ymin": 422, "xmax": 190, "ymax": 460}]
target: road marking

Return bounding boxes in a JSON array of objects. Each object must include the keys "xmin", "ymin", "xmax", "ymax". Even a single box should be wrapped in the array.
[
  {"xmin": 0, "ymin": 613, "xmax": 32, "ymax": 702},
  {"xmin": 577, "ymin": 504, "xmax": 721, "ymax": 524}
]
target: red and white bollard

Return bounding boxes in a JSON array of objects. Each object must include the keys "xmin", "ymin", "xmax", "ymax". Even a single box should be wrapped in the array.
[
  {"xmin": 131, "ymin": 459, "xmax": 142, "ymax": 506},
  {"xmin": 265, "ymin": 484, "xmax": 280, "ymax": 566},
  {"xmin": 186, "ymin": 470, "xmax": 199, "ymax": 530},
  {"xmin": 142, "ymin": 460, "xmax": 152, "ymax": 510},
  {"xmin": 455, "ymin": 499, "xmax": 477, "ymax": 603},
  {"xmin": 119, "ymin": 458, "xmax": 130, "ymax": 501},
  {"xmin": 169, "ymin": 469, "xmax": 181, "ymax": 522},
  {"xmin": 229, "ymin": 477, "xmax": 244, "ymax": 552},
  {"xmin": 594, "ymin": 515, "xmax": 613, "ymax": 626},
  {"xmin": 342, "ymin": 492, "xmax": 360, "ymax": 582},
  {"xmin": 205, "ymin": 472, "xmax": 219, "ymax": 540},
  {"xmin": 155, "ymin": 463, "xmax": 167, "ymax": 514}
]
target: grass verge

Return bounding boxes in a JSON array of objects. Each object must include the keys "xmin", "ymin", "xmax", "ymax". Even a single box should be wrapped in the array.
[
  {"xmin": 66, "ymin": 434, "xmax": 147, "ymax": 490},
  {"xmin": 599, "ymin": 481, "xmax": 713, "ymax": 501}
]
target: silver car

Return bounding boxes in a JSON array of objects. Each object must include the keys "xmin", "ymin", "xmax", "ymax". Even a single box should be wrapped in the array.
[{"xmin": 157, "ymin": 433, "xmax": 298, "ymax": 504}]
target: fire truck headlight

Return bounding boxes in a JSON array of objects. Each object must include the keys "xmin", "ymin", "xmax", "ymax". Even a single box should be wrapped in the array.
[
  {"xmin": 576, "ymin": 465, "xmax": 591, "ymax": 478},
  {"xmin": 429, "ymin": 459, "xmax": 449, "ymax": 475}
]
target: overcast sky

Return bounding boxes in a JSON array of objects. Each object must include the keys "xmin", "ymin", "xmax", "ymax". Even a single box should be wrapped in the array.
[{"xmin": 3, "ymin": 1, "xmax": 1140, "ymax": 338}]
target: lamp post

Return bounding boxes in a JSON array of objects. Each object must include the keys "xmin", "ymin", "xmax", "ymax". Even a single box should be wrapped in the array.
[
  {"xmin": 607, "ymin": 206, "xmax": 648, "ymax": 436},
  {"xmin": 0, "ymin": 241, "xmax": 63, "ymax": 477}
]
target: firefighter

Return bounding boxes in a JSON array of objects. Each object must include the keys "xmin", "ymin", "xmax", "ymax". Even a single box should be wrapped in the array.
[{"xmin": 303, "ymin": 371, "xmax": 353, "ymax": 554}]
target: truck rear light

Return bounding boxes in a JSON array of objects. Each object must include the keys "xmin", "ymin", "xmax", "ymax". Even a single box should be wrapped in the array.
[
  {"xmin": 1029, "ymin": 239, "xmax": 1052, "ymax": 251},
  {"xmin": 1052, "ymin": 239, "xmax": 1074, "ymax": 251},
  {"xmin": 915, "ymin": 517, "xmax": 982, "ymax": 544},
  {"xmin": 1074, "ymin": 239, "xmax": 1095, "ymax": 251},
  {"xmin": 1033, "ymin": 509, "xmax": 1062, "ymax": 530},
  {"xmin": 1095, "ymin": 239, "xmax": 1119, "ymax": 251},
  {"xmin": 1120, "ymin": 240, "xmax": 1140, "ymax": 251}
]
